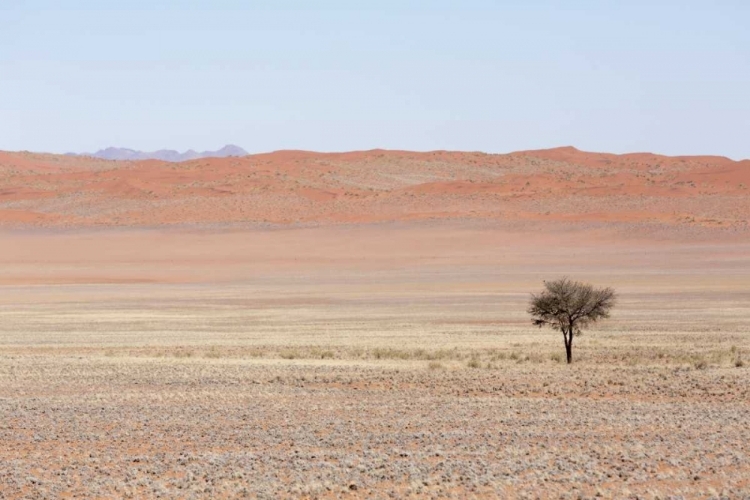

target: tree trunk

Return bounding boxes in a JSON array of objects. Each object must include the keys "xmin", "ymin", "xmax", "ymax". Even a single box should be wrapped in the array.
[{"xmin": 562, "ymin": 327, "xmax": 573, "ymax": 364}]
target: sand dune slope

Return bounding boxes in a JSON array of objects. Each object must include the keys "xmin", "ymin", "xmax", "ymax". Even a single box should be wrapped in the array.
[{"xmin": 1, "ymin": 147, "xmax": 748, "ymax": 230}]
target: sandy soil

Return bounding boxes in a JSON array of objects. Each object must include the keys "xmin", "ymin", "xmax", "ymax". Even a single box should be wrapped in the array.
[
  {"xmin": 1, "ymin": 220, "xmax": 749, "ymax": 498},
  {"xmin": 1, "ymin": 146, "xmax": 749, "ymax": 498},
  {"xmin": 1, "ymin": 147, "xmax": 748, "ymax": 230}
]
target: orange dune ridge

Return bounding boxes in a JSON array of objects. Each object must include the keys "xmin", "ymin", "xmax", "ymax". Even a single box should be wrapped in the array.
[{"xmin": 0, "ymin": 147, "xmax": 748, "ymax": 229}]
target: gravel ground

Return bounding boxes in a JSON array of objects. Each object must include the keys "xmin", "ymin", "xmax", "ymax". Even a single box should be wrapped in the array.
[{"xmin": 1, "ymin": 355, "xmax": 748, "ymax": 499}]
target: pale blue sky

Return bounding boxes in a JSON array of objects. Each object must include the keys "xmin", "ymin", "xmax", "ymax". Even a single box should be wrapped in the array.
[{"xmin": 1, "ymin": 1, "xmax": 748, "ymax": 158}]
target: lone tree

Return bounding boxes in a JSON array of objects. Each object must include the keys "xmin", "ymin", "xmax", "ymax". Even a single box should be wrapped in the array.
[{"xmin": 528, "ymin": 278, "xmax": 616, "ymax": 364}]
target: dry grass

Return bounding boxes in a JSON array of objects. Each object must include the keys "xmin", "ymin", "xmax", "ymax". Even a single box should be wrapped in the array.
[{"xmin": 1, "ymin": 240, "xmax": 750, "ymax": 498}]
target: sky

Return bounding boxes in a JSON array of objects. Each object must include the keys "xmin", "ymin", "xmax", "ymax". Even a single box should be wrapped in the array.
[{"xmin": 1, "ymin": 1, "xmax": 749, "ymax": 159}]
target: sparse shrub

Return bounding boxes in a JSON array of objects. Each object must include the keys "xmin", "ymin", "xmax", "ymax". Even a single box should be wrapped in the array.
[
  {"xmin": 370, "ymin": 347, "xmax": 455, "ymax": 361},
  {"xmin": 307, "ymin": 348, "xmax": 336, "ymax": 359},
  {"xmin": 466, "ymin": 358, "xmax": 481, "ymax": 369},
  {"xmin": 204, "ymin": 348, "xmax": 221, "ymax": 359},
  {"xmin": 416, "ymin": 349, "xmax": 429, "ymax": 359},
  {"xmin": 528, "ymin": 353, "xmax": 544, "ymax": 363},
  {"xmin": 280, "ymin": 350, "xmax": 298, "ymax": 360},
  {"xmin": 372, "ymin": 348, "xmax": 411, "ymax": 360},
  {"xmin": 490, "ymin": 351, "xmax": 507, "ymax": 362},
  {"xmin": 423, "ymin": 349, "xmax": 452, "ymax": 361}
]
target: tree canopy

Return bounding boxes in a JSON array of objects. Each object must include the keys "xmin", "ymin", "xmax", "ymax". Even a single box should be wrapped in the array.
[{"xmin": 528, "ymin": 278, "xmax": 616, "ymax": 363}]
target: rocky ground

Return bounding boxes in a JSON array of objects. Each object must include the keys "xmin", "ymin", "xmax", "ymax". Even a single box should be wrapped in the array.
[{"xmin": 1, "ymin": 354, "xmax": 748, "ymax": 499}]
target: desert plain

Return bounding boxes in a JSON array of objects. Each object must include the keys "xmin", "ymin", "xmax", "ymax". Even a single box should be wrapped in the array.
[{"xmin": 0, "ymin": 147, "xmax": 749, "ymax": 499}]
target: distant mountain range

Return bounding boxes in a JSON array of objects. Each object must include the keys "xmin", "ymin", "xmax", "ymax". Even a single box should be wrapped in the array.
[{"xmin": 71, "ymin": 145, "xmax": 248, "ymax": 162}]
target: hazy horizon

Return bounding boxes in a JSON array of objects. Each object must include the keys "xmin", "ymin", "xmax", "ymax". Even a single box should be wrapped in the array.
[
  {"xmin": 2, "ymin": 1, "xmax": 749, "ymax": 159},
  {"xmin": 7, "ymin": 144, "xmax": 749, "ymax": 163}
]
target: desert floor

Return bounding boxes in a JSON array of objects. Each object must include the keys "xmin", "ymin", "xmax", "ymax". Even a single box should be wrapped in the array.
[{"xmin": 1, "ymin": 221, "xmax": 749, "ymax": 499}]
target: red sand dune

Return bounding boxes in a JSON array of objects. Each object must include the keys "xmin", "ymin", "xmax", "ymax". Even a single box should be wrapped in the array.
[{"xmin": 1, "ymin": 147, "xmax": 748, "ymax": 230}]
